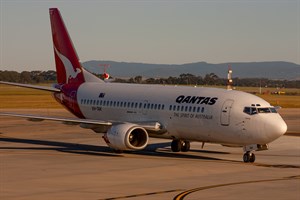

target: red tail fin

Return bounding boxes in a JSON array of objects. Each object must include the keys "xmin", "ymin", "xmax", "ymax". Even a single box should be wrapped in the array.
[{"xmin": 49, "ymin": 8, "xmax": 85, "ymax": 85}]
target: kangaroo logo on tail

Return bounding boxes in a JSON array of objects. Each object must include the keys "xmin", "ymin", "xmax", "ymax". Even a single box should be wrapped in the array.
[{"xmin": 54, "ymin": 47, "xmax": 82, "ymax": 84}]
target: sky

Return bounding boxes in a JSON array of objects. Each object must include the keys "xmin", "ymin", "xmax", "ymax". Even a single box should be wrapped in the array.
[{"xmin": 0, "ymin": 0, "xmax": 299, "ymax": 72}]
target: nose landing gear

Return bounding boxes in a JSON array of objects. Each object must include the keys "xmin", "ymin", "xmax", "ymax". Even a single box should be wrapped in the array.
[{"xmin": 242, "ymin": 144, "xmax": 268, "ymax": 163}]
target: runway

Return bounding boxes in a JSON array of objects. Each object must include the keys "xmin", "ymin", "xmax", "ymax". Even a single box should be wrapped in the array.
[{"xmin": 1, "ymin": 109, "xmax": 299, "ymax": 200}]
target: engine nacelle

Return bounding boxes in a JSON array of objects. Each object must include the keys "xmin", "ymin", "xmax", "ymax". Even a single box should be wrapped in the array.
[{"xmin": 103, "ymin": 123, "xmax": 149, "ymax": 151}]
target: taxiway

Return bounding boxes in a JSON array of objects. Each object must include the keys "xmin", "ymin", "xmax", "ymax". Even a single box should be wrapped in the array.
[{"xmin": 0, "ymin": 109, "xmax": 299, "ymax": 200}]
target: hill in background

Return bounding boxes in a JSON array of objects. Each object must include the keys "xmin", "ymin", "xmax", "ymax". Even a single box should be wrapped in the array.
[{"xmin": 83, "ymin": 61, "xmax": 300, "ymax": 80}]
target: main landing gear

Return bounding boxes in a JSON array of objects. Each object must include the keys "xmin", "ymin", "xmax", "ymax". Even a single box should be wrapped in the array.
[
  {"xmin": 243, "ymin": 151, "xmax": 255, "ymax": 163},
  {"xmin": 171, "ymin": 139, "xmax": 190, "ymax": 152}
]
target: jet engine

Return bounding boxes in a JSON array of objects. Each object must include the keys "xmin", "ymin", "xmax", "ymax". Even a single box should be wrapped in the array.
[{"xmin": 103, "ymin": 123, "xmax": 149, "ymax": 151}]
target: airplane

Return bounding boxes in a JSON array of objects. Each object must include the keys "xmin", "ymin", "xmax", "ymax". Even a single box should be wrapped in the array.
[{"xmin": 0, "ymin": 8, "xmax": 287, "ymax": 163}]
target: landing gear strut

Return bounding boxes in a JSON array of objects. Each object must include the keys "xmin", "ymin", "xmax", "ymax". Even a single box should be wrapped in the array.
[
  {"xmin": 243, "ymin": 151, "xmax": 255, "ymax": 163},
  {"xmin": 171, "ymin": 139, "xmax": 190, "ymax": 152},
  {"xmin": 242, "ymin": 144, "xmax": 268, "ymax": 163}
]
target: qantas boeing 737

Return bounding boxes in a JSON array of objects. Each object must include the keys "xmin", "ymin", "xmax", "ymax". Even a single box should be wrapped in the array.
[{"xmin": 0, "ymin": 8, "xmax": 287, "ymax": 163}]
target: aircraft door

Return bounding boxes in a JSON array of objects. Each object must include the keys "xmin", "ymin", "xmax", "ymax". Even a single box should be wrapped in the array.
[{"xmin": 220, "ymin": 99, "xmax": 234, "ymax": 126}]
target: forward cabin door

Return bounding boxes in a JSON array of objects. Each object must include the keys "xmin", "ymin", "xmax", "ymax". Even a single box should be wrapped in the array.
[{"xmin": 220, "ymin": 99, "xmax": 234, "ymax": 126}]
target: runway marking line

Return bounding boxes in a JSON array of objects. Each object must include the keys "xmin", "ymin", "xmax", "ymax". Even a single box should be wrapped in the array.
[
  {"xmin": 173, "ymin": 175, "xmax": 300, "ymax": 200},
  {"xmin": 98, "ymin": 189, "xmax": 183, "ymax": 200}
]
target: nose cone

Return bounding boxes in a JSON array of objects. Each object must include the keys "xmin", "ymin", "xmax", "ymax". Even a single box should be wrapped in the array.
[{"xmin": 265, "ymin": 115, "xmax": 287, "ymax": 142}]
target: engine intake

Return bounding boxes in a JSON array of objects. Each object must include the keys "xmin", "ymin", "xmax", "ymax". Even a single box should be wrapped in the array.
[{"xmin": 104, "ymin": 123, "xmax": 149, "ymax": 150}]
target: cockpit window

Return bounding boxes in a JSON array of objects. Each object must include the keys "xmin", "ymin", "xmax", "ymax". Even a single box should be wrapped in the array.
[
  {"xmin": 243, "ymin": 107, "xmax": 257, "ymax": 115},
  {"xmin": 244, "ymin": 106, "xmax": 277, "ymax": 115},
  {"xmin": 257, "ymin": 108, "xmax": 271, "ymax": 113},
  {"xmin": 270, "ymin": 107, "xmax": 277, "ymax": 113},
  {"xmin": 243, "ymin": 107, "xmax": 251, "ymax": 115}
]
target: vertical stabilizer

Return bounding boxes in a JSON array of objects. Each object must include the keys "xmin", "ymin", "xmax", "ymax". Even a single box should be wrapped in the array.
[{"xmin": 49, "ymin": 8, "xmax": 85, "ymax": 85}]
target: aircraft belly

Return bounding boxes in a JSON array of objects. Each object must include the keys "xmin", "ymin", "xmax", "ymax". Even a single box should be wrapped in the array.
[{"xmin": 167, "ymin": 117, "xmax": 212, "ymax": 141}]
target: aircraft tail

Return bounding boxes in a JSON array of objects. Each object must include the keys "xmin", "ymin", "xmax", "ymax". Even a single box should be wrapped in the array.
[{"xmin": 49, "ymin": 8, "xmax": 102, "ymax": 85}]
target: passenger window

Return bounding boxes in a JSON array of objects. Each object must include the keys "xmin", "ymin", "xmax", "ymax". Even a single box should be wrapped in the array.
[
  {"xmin": 201, "ymin": 107, "xmax": 204, "ymax": 113},
  {"xmin": 139, "ymin": 103, "xmax": 142, "ymax": 108},
  {"xmin": 185, "ymin": 106, "xmax": 188, "ymax": 112},
  {"xmin": 154, "ymin": 104, "xmax": 157, "ymax": 109},
  {"xmin": 162, "ymin": 105, "xmax": 165, "ymax": 110},
  {"xmin": 158, "ymin": 104, "xmax": 161, "ymax": 110},
  {"xmin": 169, "ymin": 105, "xmax": 172, "ymax": 111}
]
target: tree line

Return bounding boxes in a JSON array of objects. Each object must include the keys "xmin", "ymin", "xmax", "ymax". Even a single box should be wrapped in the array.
[
  {"xmin": 0, "ymin": 70, "xmax": 299, "ymax": 89},
  {"xmin": 115, "ymin": 73, "xmax": 299, "ymax": 89},
  {"xmin": 0, "ymin": 70, "xmax": 56, "ymax": 83}
]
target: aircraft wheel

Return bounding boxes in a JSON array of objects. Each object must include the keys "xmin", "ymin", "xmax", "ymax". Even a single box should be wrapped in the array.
[
  {"xmin": 249, "ymin": 153, "xmax": 256, "ymax": 163},
  {"xmin": 243, "ymin": 152, "xmax": 255, "ymax": 163},
  {"xmin": 171, "ymin": 139, "xmax": 181, "ymax": 152},
  {"xmin": 181, "ymin": 141, "xmax": 190, "ymax": 152},
  {"xmin": 243, "ymin": 152, "xmax": 250, "ymax": 163}
]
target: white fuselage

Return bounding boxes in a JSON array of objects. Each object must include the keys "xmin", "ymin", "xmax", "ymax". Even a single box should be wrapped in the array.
[{"xmin": 76, "ymin": 82, "xmax": 287, "ymax": 146}]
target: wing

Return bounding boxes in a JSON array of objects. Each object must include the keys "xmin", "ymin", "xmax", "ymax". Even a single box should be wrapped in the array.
[
  {"xmin": 0, "ymin": 112, "xmax": 112, "ymax": 133},
  {"xmin": 0, "ymin": 81, "xmax": 60, "ymax": 92},
  {"xmin": 0, "ymin": 112, "xmax": 165, "ymax": 134}
]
